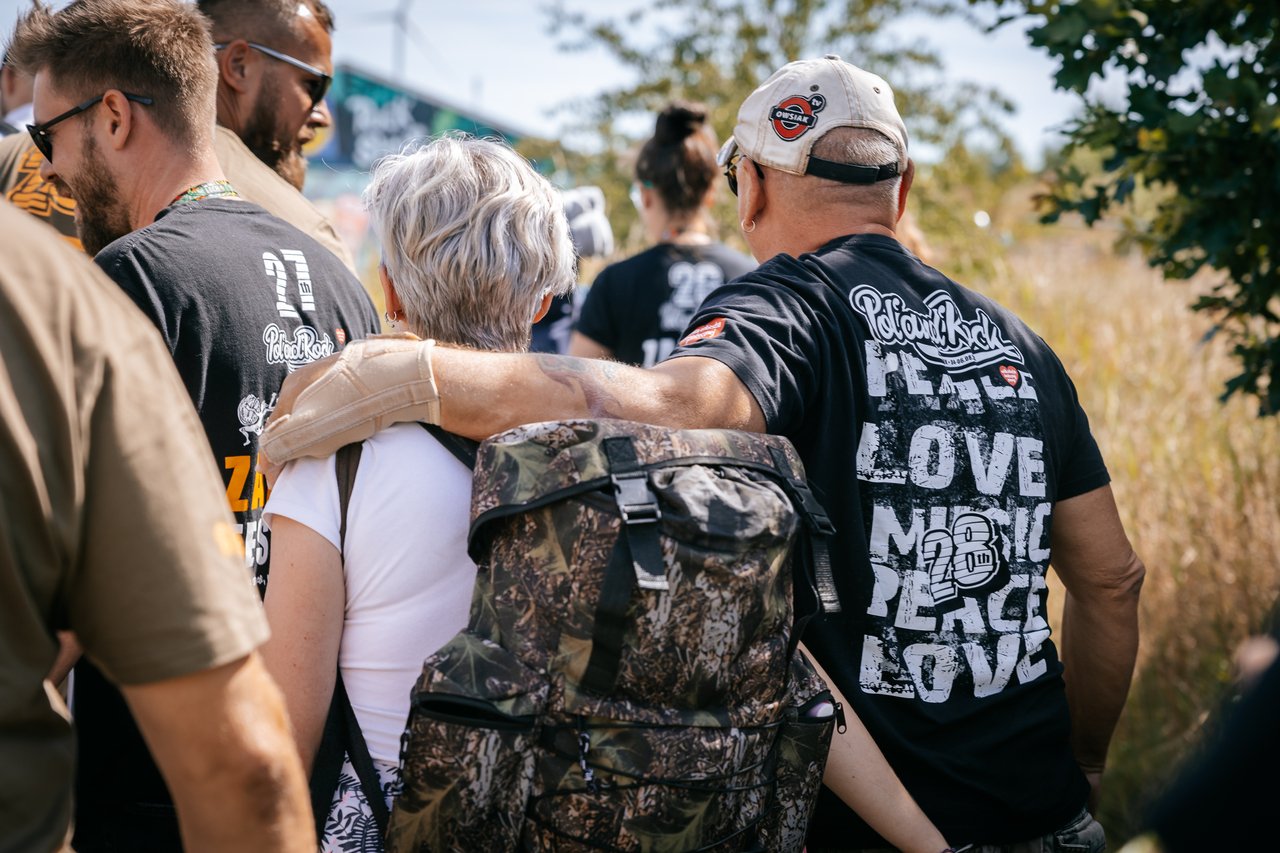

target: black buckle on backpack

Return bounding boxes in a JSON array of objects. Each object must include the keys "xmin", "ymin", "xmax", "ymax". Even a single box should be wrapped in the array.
[{"xmin": 611, "ymin": 472, "xmax": 662, "ymax": 525}]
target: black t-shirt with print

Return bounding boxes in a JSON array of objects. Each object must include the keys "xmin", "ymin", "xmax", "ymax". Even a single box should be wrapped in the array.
[
  {"xmin": 576, "ymin": 241, "xmax": 755, "ymax": 366},
  {"xmin": 72, "ymin": 197, "xmax": 378, "ymax": 850},
  {"xmin": 668, "ymin": 234, "xmax": 1110, "ymax": 847}
]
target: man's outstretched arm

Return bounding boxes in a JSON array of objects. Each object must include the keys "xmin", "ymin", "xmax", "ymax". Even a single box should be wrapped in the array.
[{"xmin": 262, "ymin": 336, "xmax": 764, "ymax": 466}]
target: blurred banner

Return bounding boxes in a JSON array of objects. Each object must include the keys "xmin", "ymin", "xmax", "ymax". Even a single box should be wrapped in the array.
[
  {"xmin": 303, "ymin": 64, "xmax": 527, "ymax": 320},
  {"xmin": 309, "ymin": 64, "xmax": 523, "ymax": 172}
]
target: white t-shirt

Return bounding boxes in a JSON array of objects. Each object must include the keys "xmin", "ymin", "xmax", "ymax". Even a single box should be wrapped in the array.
[{"xmin": 264, "ymin": 422, "xmax": 476, "ymax": 764}]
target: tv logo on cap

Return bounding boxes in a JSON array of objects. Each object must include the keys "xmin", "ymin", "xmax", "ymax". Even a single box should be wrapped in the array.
[{"xmin": 770, "ymin": 93, "xmax": 826, "ymax": 141}]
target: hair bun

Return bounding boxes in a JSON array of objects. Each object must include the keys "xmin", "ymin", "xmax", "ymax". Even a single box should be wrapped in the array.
[{"xmin": 653, "ymin": 101, "xmax": 708, "ymax": 145}]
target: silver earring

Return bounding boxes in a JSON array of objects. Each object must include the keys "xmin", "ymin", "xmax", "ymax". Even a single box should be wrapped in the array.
[
  {"xmin": 740, "ymin": 219, "xmax": 757, "ymax": 233},
  {"xmin": 384, "ymin": 310, "xmax": 399, "ymax": 323}
]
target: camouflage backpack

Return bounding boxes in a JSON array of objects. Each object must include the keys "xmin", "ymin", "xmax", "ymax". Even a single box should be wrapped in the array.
[{"xmin": 387, "ymin": 419, "xmax": 842, "ymax": 853}]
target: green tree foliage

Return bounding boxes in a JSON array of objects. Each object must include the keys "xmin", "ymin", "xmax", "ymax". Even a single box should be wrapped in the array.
[
  {"xmin": 536, "ymin": 0, "xmax": 1016, "ymax": 252},
  {"xmin": 983, "ymin": 0, "xmax": 1280, "ymax": 413}
]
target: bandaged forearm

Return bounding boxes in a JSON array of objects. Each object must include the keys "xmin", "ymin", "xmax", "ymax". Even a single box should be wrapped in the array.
[{"xmin": 261, "ymin": 335, "xmax": 439, "ymax": 463}]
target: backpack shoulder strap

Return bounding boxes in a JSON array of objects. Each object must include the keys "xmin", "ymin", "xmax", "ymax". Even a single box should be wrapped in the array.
[
  {"xmin": 422, "ymin": 422, "xmax": 479, "ymax": 469},
  {"xmin": 309, "ymin": 442, "xmax": 390, "ymax": 838},
  {"xmin": 765, "ymin": 445, "xmax": 839, "ymax": 653}
]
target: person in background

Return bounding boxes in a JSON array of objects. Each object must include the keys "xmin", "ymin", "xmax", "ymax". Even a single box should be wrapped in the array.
[
  {"xmin": 0, "ymin": 133, "xmax": 80, "ymax": 246},
  {"xmin": 10, "ymin": 0, "xmax": 379, "ymax": 847},
  {"xmin": 0, "ymin": 49, "xmax": 33, "ymax": 132},
  {"xmin": 0, "ymin": 0, "xmax": 354, "ymax": 268},
  {"xmin": 199, "ymin": 0, "xmax": 332, "ymax": 192},
  {"xmin": 1117, "ymin": 612, "xmax": 1279, "ymax": 853},
  {"xmin": 197, "ymin": 0, "xmax": 354, "ymax": 270},
  {"xmin": 262, "ymin": 135, "xmax": 573, "ymax": 851},
  {"xmin": 570, "ymin": 102, "xmax": 754, "ymax": 367},
  {"xmin": 0, "ymin": 42, "xmax": 79, "ymax": 247},
  {"xmin": 0, "ymin": 197, "xmax": 315, "ymax": 853},
  {"xmin": 531, "ymin": 184, "xmax": 614, "ymax": 354}
]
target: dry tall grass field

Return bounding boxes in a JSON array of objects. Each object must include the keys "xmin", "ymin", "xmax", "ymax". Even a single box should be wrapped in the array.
[{"xmin": 967, "ymin": 223, "xmax": 1280, "ymax": 841}]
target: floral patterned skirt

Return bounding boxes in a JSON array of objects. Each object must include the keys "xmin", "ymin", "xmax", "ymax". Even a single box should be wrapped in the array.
[{"xmin": 320, "ymin": 754, "xmax": 401, "ymax": 853}]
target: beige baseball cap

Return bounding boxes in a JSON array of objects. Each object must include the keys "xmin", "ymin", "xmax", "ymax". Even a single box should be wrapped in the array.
[{"xmin": 718, "ymin": 54, "xmax": 909, "ymax": 184}]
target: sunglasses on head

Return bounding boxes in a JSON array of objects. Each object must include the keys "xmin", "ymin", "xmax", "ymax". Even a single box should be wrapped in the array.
[
  {"xmin": 27, "ymin": 91, "xmax": 154, "ymax": 162},
  {"xmin": 214, "ymin": 41, "xmax": 333, "ymax": 111}
]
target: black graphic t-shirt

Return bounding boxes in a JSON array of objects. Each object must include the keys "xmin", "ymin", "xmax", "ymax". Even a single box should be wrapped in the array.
[
  {"xmin": 669, "ymin": 234, "xmax": 1109, "ymax": 846},
  {"xmin": 94, "ymin": 198, "xmax": 378, "ymax": 587},
  {"xmin": 74, "ymin": 198, "xmax": 378, "ymax": 849},
  {"xmin": 576, "ymin": 241, "xmax": 755, "ymax": 366}
]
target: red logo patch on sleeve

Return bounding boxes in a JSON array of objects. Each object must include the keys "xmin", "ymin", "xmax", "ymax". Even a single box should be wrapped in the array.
[{"xmin": 678, "ymin": 317, "xmax": 727, "ymax": 347}]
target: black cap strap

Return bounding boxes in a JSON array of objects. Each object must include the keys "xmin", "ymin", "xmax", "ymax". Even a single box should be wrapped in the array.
[{"xmin": 806, "ymin": 155, "xmax": 899, "ymax": 185}]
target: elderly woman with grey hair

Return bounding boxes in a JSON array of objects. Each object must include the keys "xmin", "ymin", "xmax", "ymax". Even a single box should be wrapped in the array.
[{"xmin": 260, "ymin": 135, "xmax": 574, "ymax": 851}]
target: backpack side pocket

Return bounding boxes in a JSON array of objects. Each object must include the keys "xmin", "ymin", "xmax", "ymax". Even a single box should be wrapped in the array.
[
  {"xmin": 755, "ymin": 654, "xmax": 837, "ymax": 853},
  {"xmin": 387, "ymin": 633, "xmax": 549, "ymax": 853}
]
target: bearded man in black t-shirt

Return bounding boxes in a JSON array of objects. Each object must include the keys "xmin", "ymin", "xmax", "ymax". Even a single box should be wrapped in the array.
[
  {"xmin": 11, "ymin": 2, "xmax": 379, "ymax": 848},
  {"xmin": 261, "ymin": 56, "xmax": 1146, "ymax": 853}
]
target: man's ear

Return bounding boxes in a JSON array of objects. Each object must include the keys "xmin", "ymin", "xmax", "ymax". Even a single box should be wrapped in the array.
[
  {"xmin": 378, "ymin": 263, "xmax": 404, "ymax": 316},
  {"xmin": 100, "ymin": 89, "xmax": 137, "ymax": 152},
  {"xmin": 740, "ymin": 158, "xmax": 767, "ymax": 227},
  {"xmin": 216, "ymin": 40, "xmax": 255, "ymax": 94},
  {"xmin": 896, "ymin": 158, "xmax": 915, "ymax": 223}
]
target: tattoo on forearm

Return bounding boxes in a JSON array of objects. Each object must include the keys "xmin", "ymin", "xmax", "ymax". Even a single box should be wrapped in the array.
[{"xmin": 535, "ymin": 354, "xmax": 629, "ymax": 419}]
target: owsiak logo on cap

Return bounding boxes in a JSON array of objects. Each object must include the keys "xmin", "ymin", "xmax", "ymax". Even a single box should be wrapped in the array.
[{"xmin": 769, "ymin": 93, "xmax": 826, "ymax": 141}]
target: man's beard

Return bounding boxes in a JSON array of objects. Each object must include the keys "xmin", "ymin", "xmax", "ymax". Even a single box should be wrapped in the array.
[
  {"xmin": 73, "ymin": 135, "xmax": 132, "ymax": 257},
  {"xmin": 241, "ymin": 77, "xmax": 308, "ymax": 190}
]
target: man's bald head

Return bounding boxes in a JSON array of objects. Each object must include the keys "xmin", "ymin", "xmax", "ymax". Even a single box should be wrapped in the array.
[{"xmin": 806, "ymin": 127, "xmax": 904, "ymax": 215}]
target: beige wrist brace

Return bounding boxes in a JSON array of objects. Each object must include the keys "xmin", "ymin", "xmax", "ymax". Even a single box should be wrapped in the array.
[{"xmin": 261, "ymin": 334, "xmax": 440, "ymax": 464}]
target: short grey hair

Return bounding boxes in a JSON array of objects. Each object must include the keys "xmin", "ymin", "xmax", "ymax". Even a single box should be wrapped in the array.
[
  {"xmin": 364, "ymin": 135, "xmax": 575, "ymax": 352},
  {"xmin": 811, "ymin": 127, "xmax": 902, "ymax": 212}
]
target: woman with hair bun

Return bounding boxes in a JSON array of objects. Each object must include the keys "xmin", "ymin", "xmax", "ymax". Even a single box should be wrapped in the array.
[{"xmin": 571, "ymin": 101, "xmax": 755, "ymax": 367}]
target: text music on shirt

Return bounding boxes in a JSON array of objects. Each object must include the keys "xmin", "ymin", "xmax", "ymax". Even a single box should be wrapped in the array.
[{"xmin": 852, "ymin": 290, "xmax": 1055, "ymax": 705}]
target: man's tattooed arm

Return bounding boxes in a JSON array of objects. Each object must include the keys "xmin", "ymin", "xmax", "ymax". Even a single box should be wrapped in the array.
[{"xmin": 533, "ymin": 354, "xmax": 632, "ymax": 420}]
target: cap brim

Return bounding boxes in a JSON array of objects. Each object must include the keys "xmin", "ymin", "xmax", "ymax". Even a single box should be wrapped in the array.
[{"xmin": 716, "ymin": 136, "xmax": 738, "ymax": 168}]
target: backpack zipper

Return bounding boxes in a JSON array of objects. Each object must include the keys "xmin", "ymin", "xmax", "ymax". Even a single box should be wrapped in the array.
[{"xmin": 412, "ymin": 694, "xmax": 537, "ymax": 732}]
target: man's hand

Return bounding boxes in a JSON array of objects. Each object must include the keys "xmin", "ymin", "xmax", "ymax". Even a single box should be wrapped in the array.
[{"xmin": 261, "ymin": 334, "xmax": 438, "ymax": 479}]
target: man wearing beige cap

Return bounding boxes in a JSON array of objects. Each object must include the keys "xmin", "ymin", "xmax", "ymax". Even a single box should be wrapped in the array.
[{"xmin": 262, "ymin": 55, "xmax": 1144, "ymax": 852}]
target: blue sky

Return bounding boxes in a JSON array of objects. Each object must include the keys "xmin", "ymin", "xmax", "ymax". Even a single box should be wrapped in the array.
[
  {"xmin": 320, "ymin": 1, "xmax": 1084, "ymax": 167},
  {"xmin": 1, "ymin": 0, "xmax": 1084, "ymax": 167}
]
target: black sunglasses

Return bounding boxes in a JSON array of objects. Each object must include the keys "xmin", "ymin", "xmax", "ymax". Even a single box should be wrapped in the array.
[
  {"xmin": 215, "ymin": 42, "xmax": 332, "ymax": 110},
  {"xmin": 724, "ymin": 151, "xmax": 763, "ymax": 197},
  {"xmin": 27, "ymin": 92, "xmax": 153, "ymax": 162}
]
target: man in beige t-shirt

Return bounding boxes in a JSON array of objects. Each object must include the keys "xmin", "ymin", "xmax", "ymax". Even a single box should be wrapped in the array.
[
  {"xmin": 0, "ymin": 198, "xmax": 314, "ymax": 852},
  {"xmin": 0, "ymin": 132, "xmax": 81, "ymax": 247}
]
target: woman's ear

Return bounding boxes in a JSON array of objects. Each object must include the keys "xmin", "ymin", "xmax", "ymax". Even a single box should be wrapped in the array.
[
  {"xmin": 532, "ymin": 292, "xmax": 554, "ymax": 324},
  {"xmin": 378, "ymin": 263, "xmax": 403, "ymax": 315}
]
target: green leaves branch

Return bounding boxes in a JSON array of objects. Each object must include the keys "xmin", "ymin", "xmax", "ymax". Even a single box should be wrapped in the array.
[{"xmin": 981, "ymin": 0, "xmax": 1280, "ymax": 413}]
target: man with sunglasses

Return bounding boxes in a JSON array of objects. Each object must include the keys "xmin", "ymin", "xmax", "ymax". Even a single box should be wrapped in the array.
[
  {"xmin": 200, "ymin": 0, "xmax": 332, "ymax": 193},
  {"xmin": 9, "ymin": 1, "xmax": 379, "ymax": 849},
  {"xmin": 262, "ymin": 56, "xmax": 1146, "ymax": 853},
  {"xmin": 198, "ymin": 0, "xmax": 355, "ymax": 272}
]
